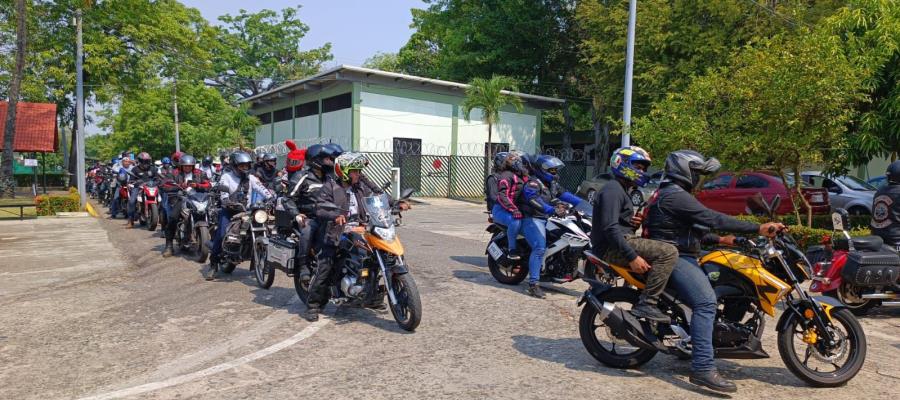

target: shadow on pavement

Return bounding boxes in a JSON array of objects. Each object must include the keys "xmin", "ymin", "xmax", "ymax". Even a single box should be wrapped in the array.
[
  {"xmin": 451, "ymin": 269, "xmax": 583, "ymax": 298},
  {"xmin": 449, "ymin": 255, "xmax": 487, "ymax": 268}
]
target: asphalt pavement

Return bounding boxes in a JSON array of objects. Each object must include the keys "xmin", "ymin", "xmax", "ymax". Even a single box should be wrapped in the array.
[{"xmin": 0, "ymin": 199, "xmax": 897, "ymax": 400}]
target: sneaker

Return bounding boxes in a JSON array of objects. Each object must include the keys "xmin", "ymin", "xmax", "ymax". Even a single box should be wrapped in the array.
[
  {"xmin": 507, "ymin": 249, "xmax": 522, "ymax": 261},
  {"xmin": 162, "ymin": 246, "xmax": 174, "ymax": 258},
  {"xmin": 203, "ymin": 262, "xmax": 218, "ymax": 281},
  {"xmin": 631, "ymin": 301, "xmax": 670, "ymax": 323},
  {"xmin": 690, "ymin": 370, "xmax": 737, "ymax": 393},
  {"xmin": 526, "ymin": 284, "xmax": 546, "ymax": 299},
  {"xmin": 305, "ymin": 305, "xmax": 321, "ymax": 321}
]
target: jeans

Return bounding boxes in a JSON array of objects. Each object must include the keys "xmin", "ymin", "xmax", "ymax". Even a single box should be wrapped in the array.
[
  {"xmin": 209, "ymin": 209, "xmax": 234, "ymax": 262},
  {"xmin": 161, "ymin": 191, "xmax": 171, "ymax": 217},
  {"xmin": 521, "ymin": 217, "xmax": 547, "ymax": 285},
  {"xmin": 110, "ymin": 186, "xmax": 121, "ymax": 217},
  {"xmin": 127, "ymin": 187, "xmax": 140, "ymax": 220},
  {"xmin": 296, "ymin": 218, "xmax": 320, "ymax": 264},
  {"xmin": 491, "ymin": 204, "xmax": 522, "ymax": 251},
  {"xmin": 668, "ymin": 255, "xmax": 717, "ymax": 372},
  {"xmin": 164, "ymin": 196, "xmax": 183, "ymax": 241}
]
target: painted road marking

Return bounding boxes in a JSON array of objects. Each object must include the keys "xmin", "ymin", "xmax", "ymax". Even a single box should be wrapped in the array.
[{"xmin": 76, "ymin": 318, "xmax": 330, "ymax": 400}]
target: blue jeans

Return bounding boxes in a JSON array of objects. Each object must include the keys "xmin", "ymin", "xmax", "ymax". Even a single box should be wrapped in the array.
[
  {"xmin": 209, "ymin": 210, "xmax": 234, "ymax": 262},
  {"xmin": 110, "ymin": 186, "xmax": 121, "ymax": 217},
  {"xmin": 127, "ymin": 187, "xmax": 140, "ymax": 220},
  {"xmin": 521, "ymin": 217, "xmax": 547, "ymax": 285},
  {"xmin": 668, "ymin": 255, "xmax": 717, "ymax": 372},
  {"xmin": 491, "ymin": 204, "xmax": 522, "ymax": 251},
  {"xmin": 160, "ymin": 191, "xmax": 171, "ymax": 216}
]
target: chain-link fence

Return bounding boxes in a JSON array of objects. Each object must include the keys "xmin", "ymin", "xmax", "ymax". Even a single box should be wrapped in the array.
[{"xmin": 361, "ymin": 152, "xmax": 585, "ymax": 199}]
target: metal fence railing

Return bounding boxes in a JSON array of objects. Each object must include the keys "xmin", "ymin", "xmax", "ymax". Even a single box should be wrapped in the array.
[{"xmin": 361, "ymin": 152, "xmax": 586, "ymax": 199}]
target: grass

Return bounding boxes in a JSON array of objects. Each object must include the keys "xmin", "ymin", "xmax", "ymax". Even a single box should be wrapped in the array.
[{"xmin": 0, "ymin": 196, "xmax": 37, "ymax": 220}]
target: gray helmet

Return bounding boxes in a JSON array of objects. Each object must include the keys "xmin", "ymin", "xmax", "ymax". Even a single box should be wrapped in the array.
[
  {"xmin": 262, "ymin": 152, "xmax": 277, "ymax": 162},
  {"xmin": 662, "ymin": 150, "xmax": 721, "ymax": 189},
  {"xmin": 492, "ymin": 152, "xmax": 510, "ymax": 172},
  {"xmin": 179, "ymin": 154, "xmax": 197, "ymax": 167},
  {"xmin": 230, "ymin": 152, "xmax": 253, "ymax": 177}
]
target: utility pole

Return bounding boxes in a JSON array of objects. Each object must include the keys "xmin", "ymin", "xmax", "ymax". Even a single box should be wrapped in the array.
[
  {"xmin": 622, "ymin": 0, "xmax": 637, "ymax": 148},
  {"xmin": 75, "ymin": 9, "xmax": 86, "ymax": 209},
  {"xmin": 173, "ymin": 77, "xmax": 180, "ymax": 153}
]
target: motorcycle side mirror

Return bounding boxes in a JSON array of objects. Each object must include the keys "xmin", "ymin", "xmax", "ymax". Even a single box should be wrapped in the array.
[
  {"xmin": 770, "ymin": 194, "xmax": 781, "ymax": 215},
  {"xmin": 832, "ymin": 208, "xmax": 849, "ymax": 232},
  {"xmin": 746, "ymin": 193, "xmax": 771, "ymax": 217},
  {"xmin": 400, "ymin": 188, "xmax": 415, "ymax": 200}
]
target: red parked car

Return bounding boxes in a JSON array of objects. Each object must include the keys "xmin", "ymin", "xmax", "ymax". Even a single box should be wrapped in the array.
[{"xmin": 695, "ymin": 171, "xmax": 830, "ymax": 215}]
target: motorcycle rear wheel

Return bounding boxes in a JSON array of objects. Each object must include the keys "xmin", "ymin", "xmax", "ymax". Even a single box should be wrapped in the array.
[
  {"xmin": 147, "ymin": 204, "xmax": 159, "ymax": 231},
  {"xmin": 777, "ymin": 308, "xmax": 866, "ymax": 387},
  {"xmin": 252, "ymin": 242, "xmax": 274, "ymax": 289},
  {"xmin": 487, "ymin": 254, "xmax": 528, "ymax": 285},
  {"xmin": 825, "ymin": 283, "xmax": 876, "ymax": 316},
  {"xmin": 220, "ymin": 262, "xmax": 236, "ymax": 274},
  {"xmin": 293, "ymin": 256, "xmax": 315, "ymax": 306},
  {"xmin": 578, "ymin": 288, "xmax": 657, "ymax": 369},
  {"xmin": 389, "ymin": 272, "xmax": 422, "ymax": 332}
]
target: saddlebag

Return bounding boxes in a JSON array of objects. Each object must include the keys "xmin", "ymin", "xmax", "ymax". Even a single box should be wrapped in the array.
[
  {"xmin": 266, "ymin": 237, "xmax": 296, "ymax": 271},
  {"xmin": 842, "ymin": 250, "xmax": 900, "ymax": 286}
]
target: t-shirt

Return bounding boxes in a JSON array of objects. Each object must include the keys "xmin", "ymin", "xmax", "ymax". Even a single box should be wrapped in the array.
[{"xmin": 347, "ymin": 187, "xmax": 359, "ymax": 217}]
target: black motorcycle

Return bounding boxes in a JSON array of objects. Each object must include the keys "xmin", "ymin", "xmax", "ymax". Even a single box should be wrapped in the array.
[
  {"xmin": 251, "ymin": 197, "xmax": 316, "ymax": 290},
  {"xmin": 219, "ymin": 198, "xmax": 273, "ymax": 276},
  {"xmin": 172, "ymin": 187, "xmax": 212, "ymax": 263}
]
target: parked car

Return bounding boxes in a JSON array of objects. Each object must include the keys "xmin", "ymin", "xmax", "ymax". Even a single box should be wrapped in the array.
[
  {"xmin": 576, "ymin": 171, "xmax": 661, "ymax": 204},
  {"xmin": 800, "ymin": 171, "xmax": 875, "ymax": 215},
  {"xmin": 868, "ymin": 175, "xmax": 887, "ymax": 189},
  {"xmin": 695, "ymin": 171, "xmax": 830, "ymax": 215}
]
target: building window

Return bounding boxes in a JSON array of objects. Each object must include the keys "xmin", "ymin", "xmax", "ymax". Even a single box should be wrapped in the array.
[
  {"xmin": 322, "ymin": 93, "xmax": 352, "ymax": 113},
  {"xmin": 258, "ymin": 112, "xmax": 272, "ymax": 124},
  {"xmin": 295, "ymin": 100, "xmax": 319, "ymax": 118},
  {"xmin": 273, "ymin": 107, "xmax": 293, "ymax": 122}
]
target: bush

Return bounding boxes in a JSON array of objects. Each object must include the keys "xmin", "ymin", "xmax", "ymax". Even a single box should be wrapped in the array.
[
  {"xmin": 34, "ymin": 193, "xmax": 81, "ymax": 216},
  {"xmin": 734, "ymin": 214, "xmax": 870, "ymax": 230},
  {"xmin": 728, "ymin": 215, "xmax": 871, "ymax": 251}
]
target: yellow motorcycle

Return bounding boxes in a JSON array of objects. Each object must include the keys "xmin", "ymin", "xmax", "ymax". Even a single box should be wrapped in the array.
[{"xmin": 578, "ymin": 195, "xmax": 866, "ymax": 387}]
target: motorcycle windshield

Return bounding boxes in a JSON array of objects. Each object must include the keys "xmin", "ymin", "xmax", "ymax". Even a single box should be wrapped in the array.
[
  {"xmin": 188, "ymin": 191, "xmax": 208, "ymax": 202},
  {"xmin": 363, "ymin": 194, "xmax": 393, "ymax": 228},
  {"xmin": 574, "ymin": 200, "xmax": 593, "ymax": 219}
]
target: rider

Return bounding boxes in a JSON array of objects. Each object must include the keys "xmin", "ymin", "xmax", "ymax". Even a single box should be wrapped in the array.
[
  {"xmin": 206, "ymin": 152, "xmax": 272, "ymax": 280},
  {"xmin": 485, "ymin": 152, "xmax": 508, "ymax": 212},
  {"xmin": 126, "ymin": 152, "xmax": 159, "ymax": 228},
  {"xmin": 159, "ymin": 157, "xmax": 175, "ymax": 218},
  {"xmin": 199, "ymin": 156, "xmax": 215, "ymax": 181},
  {"xmin": 306, "ymin": 152, "xmax": 408, "ymax": 320},
  {"xmin": 109, "ymin": 156, "xmax": 133, "ymax": 219},
  {"xmin": 493, "ymin": 151, "xmax": 527, "ymax": 261},
  {"xmin": 283, "ymin": 139, "xmax": 307, "ymax": 182},
  {"xmin": 282, "ymin": 143, "xmax": 329, "ymax": 289},
  {"xmin": 592, "ymin": 146, "xmax": 678, "ymax": 322},
  {"xmin": 643, "ymin": 149, "xmax": 784, "ymax": 393},
  {"xmin": 870, "ymin": 160, "xmax": 900, "ymax": 248},
  {"xmin": 160, "ymin": 155, "xmax": 211, "ymax": 257},
  {"xmin": 254, "ymin": 152, "xmax": 280, "ymax": 189}
]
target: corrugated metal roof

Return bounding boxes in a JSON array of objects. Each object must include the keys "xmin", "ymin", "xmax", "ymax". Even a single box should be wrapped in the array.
[{"xmin": 0, "ymin": 101, "xmax": 58, "ymax": 152}]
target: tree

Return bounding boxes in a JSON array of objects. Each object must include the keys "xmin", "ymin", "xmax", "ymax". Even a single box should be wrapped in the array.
[
  {"xmin": 633, "ymin": 30, "xmax": 863, "ymax": 226},
  {"xmin": 363, "ymin": 52, "xmax": 402, "ymax": 73},
  {"xmin": 209, "ymin": 7, "xmax": 332, "ymax": 100},
  {"xmin": 0, "ymin": 0, "xmax": 26, "ymax": 198},
  {"xmin": 460, "ymin": 75, "xmax": 524, "ymax": 173}
]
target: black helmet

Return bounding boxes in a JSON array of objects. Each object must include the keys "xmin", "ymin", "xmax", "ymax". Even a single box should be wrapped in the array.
[
  {"xmin": 202, "ymin": 156, "xmax": 213, "ymax": 166},
  {"xmin": 179, "ymin": 154, "xmax": 197, "ymax": 167},
  {"xmin": 492, "ymin": 152, "xmax": 510, "ymax": 172},
  {"xmin": 662, "ymin": 150, "xmax": 721, "ymax": 190},
  {"xmin": 262, "ymin": 152, "xmax": 277, "ymax": 162},
  {"xmin": 887, "ymin": 161, "xmax": 900, "ymax": 184},
  {"xmin": 323, "ymin": 143, "xmax": 345, "ymax": 158},
  {"xmin": 305, "ymin": 144, "xmax": 329, "ymax": 169},
  {"xmin": 137, "ymin": 152, "xmax": 152, "ymax": 165},
  {"xmin": 230, "ymin": 151, "xmax": 253, "ymax": 176}
]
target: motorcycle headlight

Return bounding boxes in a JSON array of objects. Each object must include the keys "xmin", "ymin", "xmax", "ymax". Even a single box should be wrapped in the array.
[
  {"xmin": 253, "ymin": 209, "xmax": 268, "ymax": 224},
  {"xmin": 373, "ymin": 226, "xmax": 396, "ymax": 242},
  {"xmin": 194, "ymin": 201, "xmax": 207, "ymax": 213}
]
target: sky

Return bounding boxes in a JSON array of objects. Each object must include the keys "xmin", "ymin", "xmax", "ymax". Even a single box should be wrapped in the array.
[{"xmin": 182, "ymin": 0, "xmax": 424, "ymax": 67}]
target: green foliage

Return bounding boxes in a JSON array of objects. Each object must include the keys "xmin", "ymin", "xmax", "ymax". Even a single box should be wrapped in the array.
[
  {"xmin": 363, "ymin": 52, "xmax": 402, "ymax": 73},
  {"xmin": 210, "ymin": 7, "xmax": 332, "ymax": 100},
  {"xmin": 34, "ymin": 192, "xmax": 80, "ymax": 215},
  {"xmin": 461, "ymin": 75, "xmax": 524, "ymax": 128},
  {"xmin": 734, "ymin": 214, "xmax": 871, "ymax": 231}
]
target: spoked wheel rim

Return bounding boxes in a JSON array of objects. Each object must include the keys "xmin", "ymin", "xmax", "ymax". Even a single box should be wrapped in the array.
[
  {"xmin": 787, "ymin": 313, "xmax": 859, "ymax": 378},
  {"xmin": 837, "ymin": 283, "xmax": 871, "ymax": 309},
  {"xmin": 253, "ymin": 243, "xmax": 272, "ymax": 287},
  {"xmin": 390, "ymin": 276, "xmax": 412, "ymax": 323},
  {"xmin": 587, "ymin": 300, "xmax": 643, "ymax": 358}
]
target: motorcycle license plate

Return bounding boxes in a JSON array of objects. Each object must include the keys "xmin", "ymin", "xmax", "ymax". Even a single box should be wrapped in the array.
[
  {"xmin": 136, "ymin": 195, "xmax": 143, "ymax": 202},
  {"xmin": 487, "ymin": 242, "xmax": 504, "ymax": 260},
  {"xmin": 810, "ymin": 194, "xmax": 824, "ymax": 203}
]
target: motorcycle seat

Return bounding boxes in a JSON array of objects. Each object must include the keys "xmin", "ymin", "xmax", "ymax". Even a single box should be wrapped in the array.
[{"xmin": 851, "ymin": 236, "xmax": 884, "ymax": 252}]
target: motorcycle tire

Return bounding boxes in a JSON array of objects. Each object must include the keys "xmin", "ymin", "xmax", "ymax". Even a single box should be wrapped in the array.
[
  {"xmin": 252, "ymin": 242, "xmax": 274, "ymax": 289},
  {"xmin": 389, "ymin": 272, "xmax": 422, "ymax": 332},
  {"xmin": 293, "ymin": 256, "xmax": 315, "ymax": 306},
  {"xmin": 194, "ymin": 227, "xmax": 210, "ymax": 264},
  {"xmin": 487, "ymin": 255, "xmax": 528, "ymax": 285},
  {"xmin": 578, "ymin": 287, "xmax": 657, "ymax": 369},
  {"xmin": 776, "ymin": 307, "xmax": 866, "ymax": 387},
  {"xmin": 825, "ymin": 285, "xmax": 877, "ymax": 316},
  {"xmin": 147, "ymin": 203, "xmax": 159, "ymax": 231},
  {"xmin": 220, "ymin": 262, "xmax": 236, "ymax": 274}
]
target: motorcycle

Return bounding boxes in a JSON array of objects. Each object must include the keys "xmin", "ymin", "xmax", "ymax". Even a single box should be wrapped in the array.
[
  {"xmin": 578, "ymin": 194, "xmax": 866, "ymax": 387},
  {"xmin": 134, "ymin": 180, "xmax": 161, "ymax": 231},
  {"xmin": 172, "ymin": 187, "xmax": 212, "ymax": 263},
  {"xmin": 295, "ymin": 189, "xmax": 422, "ymax": 332},
  {"xmin": 485, "ymin": 200, "xmax": 593, "ymax": 285},
  {"xmin": 810, "ymin": 208, "xmax": 900, "ymax": 315},
  {"xmin": 250, "ymin": 197, "xmax": 316, "ymax": 290},
  {"xmin": 219, "ymin": 198, "xmax": 273, "ymax": 276}
]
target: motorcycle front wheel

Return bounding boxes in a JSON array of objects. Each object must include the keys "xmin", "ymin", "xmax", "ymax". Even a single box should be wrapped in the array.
[
  {"xmin": 147, "ymin": 203, "xmax": 159, "ymax": 231},
  {"xmin": 252, "ymin": 241, "xmax": 274, "ymax": 289},
  {"xmin": 777, "ymin": 307, "xmax": 866, "ymax": 387},
  {"xmin": 193, "ymin": 226, "xmax": 210, "ymax": 263},
  {"xmin": 389, "ymin": 273, "xmax": 422, "ymax": 332}
]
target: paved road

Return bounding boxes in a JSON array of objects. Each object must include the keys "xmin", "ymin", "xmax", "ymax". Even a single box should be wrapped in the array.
[{"xmin": 0, "ymin": 200, "xmax": 897, "ymax": 399}]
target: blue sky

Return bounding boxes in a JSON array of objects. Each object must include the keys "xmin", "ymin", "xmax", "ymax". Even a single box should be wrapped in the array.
[{"xmin": 182, "ymin": 0, "xmax": 425, "ymax": 67}]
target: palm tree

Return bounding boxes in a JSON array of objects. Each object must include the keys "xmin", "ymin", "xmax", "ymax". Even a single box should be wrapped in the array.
[
  {"xmin": 461, "ymin": 75, "xmax": 524, "ymax": 175},
  {"xmin": 1, "ymin": 0, "xmax": 27, "ymax": 198}
]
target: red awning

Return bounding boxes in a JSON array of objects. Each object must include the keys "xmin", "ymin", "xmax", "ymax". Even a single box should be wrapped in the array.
[{"xmin": 0, "ymin": 101, "xmax": 58, "ymax": 152}]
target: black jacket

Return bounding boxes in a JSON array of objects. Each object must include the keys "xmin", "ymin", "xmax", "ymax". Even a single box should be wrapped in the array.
[
  {"xmin": 254, "ymin": 165, "xmax": 279, "ymax": 188},
  {"xmin": 871, "ymin": 184, "xmax": 900, "ymax": 245},
  {"xmin": 131, "ymin": 164, "xmax": 158, "ymax": 185},
  {"xmin": 591, "ymin": 179, "xmax": 638, "ymax": 261},
  {"xmin": 315, "ymin": 176, "xmax": 391, "ymax": 245},
  {"xmin": 284, "ymin": 168, "xmax": 326, "ymax": 217},
  {"xmin": 485, "ymin": 173, "xmax": 500, "ymax": 211},
  {"xmin": 645, "ymin": 182, "xmax": 758, "ymax": 255}
]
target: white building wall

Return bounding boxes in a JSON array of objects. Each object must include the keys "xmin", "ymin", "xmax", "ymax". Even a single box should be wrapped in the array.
[
  {"xmin": 254, "ymin": 124, "xmax": 270, "ymax": 148},
  {"xmin": 457, "ymin": 109, "xmax": 537, "ymax": 156},
  {"xmin": 358, "ymin": 91, "xmax": 453, "ymax": 155},
  {"xmin": 321, "ymin": 109, "xmax": 352, "ymax": 149},
  {"xmin": 293, "ymin": 115, "xmax": 319, "ymax": 146},
  {"xmin": 272, "ymin": 120, "xmax": 293, "ymax": 145}
]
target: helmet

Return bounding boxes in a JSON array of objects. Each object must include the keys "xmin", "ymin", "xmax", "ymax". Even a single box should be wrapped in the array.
[
  {"xmin": 137, "ymin": 152, "xmax": 152, "ymax": 165},
  {"xmin": 116, "ymin": 171, "xmax": 128, "ymax": 184},
  {"xmin": 492, "ymin": 152, "xmax": 510, "ymax": 172},
  {"xmin": 323, "ymin": 143, "xmax": 345, "ymax": 158},
  {"xmin": 154, "ymin": 160, "xmax": 162, "ymax": 167},
  {"xmin": 111, "ymin": 157, "xmax": 118, "ymax": 165},
  {"xmin": 262, "ymin": 152, "xmax": 277, "ymax": 164},
  {"xmin": 171, "ymin": 151, "xmax": 182, "ymax": 163},
  {"xmin": 179, "ymin": 154, "xmax": 197, "ymax": 167},
  {"xmin": 610, "ymin": 146, "xmax": 652, "ymax": 186},
  {"xmin": 305, "ymin": 144, "xmax": 329, "ymax": 169},
  {"xmin": 334, "ymin": 152, "xmax": 368, "ymax": 182},
  {"xmin": 161, "ymin": 157, "xmax": 171, "ymax": 165},
  {"xmin": 662, "ymin": 150, "xmax": 721, "ymax": 190},
  {"xmin": 230, "ymin": 152, "xmax": 254, "ymax": 177},
  {"xmin": 202, "ymin": 156, "xmax": 213, "ymax": 166},
  {"xmin": 533, "ymin": 155, "xmax": 565, "ymax": 184},
  {"xmin": 212, "ymin": 159, "xmax": 221, "ymax": 166},
  {"xmin": 887, "ymin": 161, "xmax": 900, "ymax": 184}
]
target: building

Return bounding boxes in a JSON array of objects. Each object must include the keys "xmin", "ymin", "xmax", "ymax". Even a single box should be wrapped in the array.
[{"xmin": 242, "ymin": 65, "xmax": 563, "ymax": 157}]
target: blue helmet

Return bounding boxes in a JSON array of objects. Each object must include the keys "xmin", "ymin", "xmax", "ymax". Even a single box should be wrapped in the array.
[
  {"xmin": 161, "ymin": 157, "xmax": 171, "ymax": 165},
  {"xmin": 533, "ymin": 154, "xmax": 565, "ymax": 184},
  {"xmin": 111, "ymin": 157, "xmax": 119, "ymax": 165},
  {"xmin": 610, "ymin": 146, "xmax": 652, "ymax": 186}
]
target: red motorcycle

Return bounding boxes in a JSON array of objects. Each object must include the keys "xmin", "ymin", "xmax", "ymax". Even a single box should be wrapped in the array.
[
  {"xmin": 810, "ymin": 208, "xmax": 900, "ymax": 315},
  {"xmin": 132, "ymin": 180, "xmax": 160, "ymax": 231}
]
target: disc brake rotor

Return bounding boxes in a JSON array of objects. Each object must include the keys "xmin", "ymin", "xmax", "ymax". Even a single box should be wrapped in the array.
[{"xmin": 809, "ymin": 327, "xmax": 848, "ymax": 363}]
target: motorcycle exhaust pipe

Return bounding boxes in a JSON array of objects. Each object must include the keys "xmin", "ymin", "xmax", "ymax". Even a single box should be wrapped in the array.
[
  {"xmin": 861, "ymin": 293, "xmax": 899, "ymax": 299},
  {"xmin": 880, "ymin": 301, "xmax": 900, "ymax": 307},
  {"xmin": 585, "ymin": 292, "xmax": 660, "ymax": 351}
]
